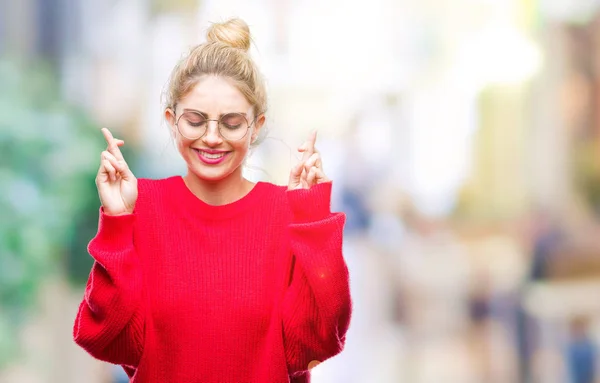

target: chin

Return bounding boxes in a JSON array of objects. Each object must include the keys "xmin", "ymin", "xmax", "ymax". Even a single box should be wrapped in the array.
[
  {"xmin": 186, "ymin": 164, "xmax": 227, "ymax": 181},
  {"xmin": 189, "ymin": 162, "xmax": 241, "ymax": 184}
]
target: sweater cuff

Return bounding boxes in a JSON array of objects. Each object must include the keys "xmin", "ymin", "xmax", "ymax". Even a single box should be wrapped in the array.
[
  {"xmin": 286, "ymin": 182, "xmax": 333, "ymax": 224},
  {"xmin": 93, "ymin": 207, "xmax": 135, "ymax": 250}
]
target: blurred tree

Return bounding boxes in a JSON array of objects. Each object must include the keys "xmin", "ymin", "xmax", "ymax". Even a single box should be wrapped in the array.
[{"xmin": 0, "ymin": 58, "xmax": 137, "ymax": 367}]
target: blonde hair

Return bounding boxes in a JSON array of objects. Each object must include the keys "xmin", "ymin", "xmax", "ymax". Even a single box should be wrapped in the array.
[{"xmin": 164, "ymin": 18, "xmax": 267, "ymax": 120}]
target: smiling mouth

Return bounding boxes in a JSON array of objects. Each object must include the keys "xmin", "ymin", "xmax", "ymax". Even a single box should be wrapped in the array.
[
  {"xmin": 193, "ymin": 149, "xmax": 231, "ymax": 164},
  {"xmin": 199, "ymin": 151, "xmax": 226, "ymax": 159}
]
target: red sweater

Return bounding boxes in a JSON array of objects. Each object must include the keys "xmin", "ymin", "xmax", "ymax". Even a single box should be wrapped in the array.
[{"xmin": 73, "ymin": 176, "xmax": 351, "ymax": 383}]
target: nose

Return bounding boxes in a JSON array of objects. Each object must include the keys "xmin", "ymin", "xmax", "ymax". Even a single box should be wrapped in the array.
[{"xmin": 202, "ymin": 120, "xmax": 223, "ymax": 146}]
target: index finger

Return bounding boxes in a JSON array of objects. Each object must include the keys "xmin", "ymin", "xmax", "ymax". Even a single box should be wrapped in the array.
[{"xmin": 101, "ymin": 128, "xmax": 125, "ymax": 161}]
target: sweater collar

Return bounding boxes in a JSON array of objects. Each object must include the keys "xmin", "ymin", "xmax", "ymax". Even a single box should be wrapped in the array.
[{"xmin": 170, "ymin": 176, "xmax": 269, "ymax": 220}]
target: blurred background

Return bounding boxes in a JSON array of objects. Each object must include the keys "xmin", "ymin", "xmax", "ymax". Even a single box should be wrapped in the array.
[{"xmin": 3, "ymin": 0, "xmax": 600, "ymax": 382}]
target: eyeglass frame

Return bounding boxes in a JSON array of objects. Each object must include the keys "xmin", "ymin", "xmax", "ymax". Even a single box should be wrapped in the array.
[{"xmin": 173, "ymin": 108, "xmax": 259, "ymax": 141}]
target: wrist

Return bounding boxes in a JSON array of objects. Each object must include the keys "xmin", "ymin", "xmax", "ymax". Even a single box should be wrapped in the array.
[
  {"xmin": 102, "ymin": 206, "xmax": 133, "ymax": 216},
  {"xmin": 286, "ymin": 182, "xmax": 333, "ymax": 223}
]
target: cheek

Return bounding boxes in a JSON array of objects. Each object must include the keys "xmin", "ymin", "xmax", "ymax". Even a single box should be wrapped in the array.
[
  {"xmin": 234, "ymin": 139, "xmax": 252, "ymax": 156},
  {"xmin": 175, "ymin": 138, "xmax": 185, "ymax": 152},
  {"xmin": 176, "ymin": 137, "xmax": 193, "ymax": 156}
]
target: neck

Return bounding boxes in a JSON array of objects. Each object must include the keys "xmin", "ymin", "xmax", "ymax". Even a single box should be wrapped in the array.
[{"xmin": 183, "ymin": 167, "xmax": 254, "ymax": 206}]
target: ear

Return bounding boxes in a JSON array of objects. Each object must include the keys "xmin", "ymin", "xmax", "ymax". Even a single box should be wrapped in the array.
[
  {"xmin": 165, "ymin": 108, "xmax": 177, "ymax": 136},
  {"xmin": 251, "ymin": 114, "xmax": 266, "ymax": 143}
]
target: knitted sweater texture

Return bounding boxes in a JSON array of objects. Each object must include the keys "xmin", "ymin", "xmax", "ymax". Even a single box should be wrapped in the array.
[{"xmin": 73, "ymin": 176, "xmax": 351, "ymax": 383}]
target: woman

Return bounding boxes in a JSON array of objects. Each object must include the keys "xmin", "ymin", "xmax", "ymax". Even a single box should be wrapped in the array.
[{"xmin": 72, "ymin": 18, "xmax": 352, "ymax": 383}]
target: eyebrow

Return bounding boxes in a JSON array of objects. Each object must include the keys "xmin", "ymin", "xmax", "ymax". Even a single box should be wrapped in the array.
[{"xmin": 182, "ymin": 108, "xmax": 248, "ymax": 117}]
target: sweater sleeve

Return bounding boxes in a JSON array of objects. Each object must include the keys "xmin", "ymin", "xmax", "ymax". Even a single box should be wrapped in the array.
[
  {"xmin": 73, "ymin": 207, "xmax": 145, "ymax": 368},
  {"xmin": 281, "ymin": 182, "xmax": 352, "ymax": 377}
]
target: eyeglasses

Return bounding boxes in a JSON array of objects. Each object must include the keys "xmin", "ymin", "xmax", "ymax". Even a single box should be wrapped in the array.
[{"xmin": 175, "ymin": 111, "xmax": 255, "ymax": 141}]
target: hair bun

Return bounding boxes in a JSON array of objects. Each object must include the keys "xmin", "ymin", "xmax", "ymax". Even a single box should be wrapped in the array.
[{"xmin": 206, "ymin": 18, "xmax": 252, "ymax": 52}]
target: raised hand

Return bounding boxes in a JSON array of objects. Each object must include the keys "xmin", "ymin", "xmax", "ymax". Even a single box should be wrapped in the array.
[
  {"xmin": 288, "ymin": 130, "xmax": 330, "ymax": 191},
  {"xmin": 96, "ymin": 128, "xmax": 138, "ymax": 216}
]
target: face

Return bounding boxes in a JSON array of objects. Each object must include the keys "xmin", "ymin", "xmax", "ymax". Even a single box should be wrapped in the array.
[{"xmin": 166, "ymin": 75, "xmax": 265, "ymax": 183}]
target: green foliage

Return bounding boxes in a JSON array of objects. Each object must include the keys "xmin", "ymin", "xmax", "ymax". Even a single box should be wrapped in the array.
[{"xmin": 0, "ymin": 58, "xmax": 111, "ymax": 366}]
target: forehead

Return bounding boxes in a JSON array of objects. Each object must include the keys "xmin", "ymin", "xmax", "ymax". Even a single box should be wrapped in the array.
[{"xmin": 179, "ymin": 75, "xmax": 251, "ymax": 113}]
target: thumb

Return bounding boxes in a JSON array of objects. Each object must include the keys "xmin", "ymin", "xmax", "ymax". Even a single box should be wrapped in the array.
[
  {"xmin": 114, "ymin": 159, "xmax": 135, "ymax": 182},
  {"xmin": 288, "ymin": 161, "xmax": 303, "ymax": 189}
]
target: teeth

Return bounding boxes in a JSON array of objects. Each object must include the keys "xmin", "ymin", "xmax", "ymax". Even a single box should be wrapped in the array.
[{"xmin": 200, "ymin": 151, "xmax": 225, "ymax": 159}]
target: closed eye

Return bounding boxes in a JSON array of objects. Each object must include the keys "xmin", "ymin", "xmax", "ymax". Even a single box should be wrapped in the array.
[{"xmin": 188, "ymin": 120, "xmax": 207, "ymax": 128}]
